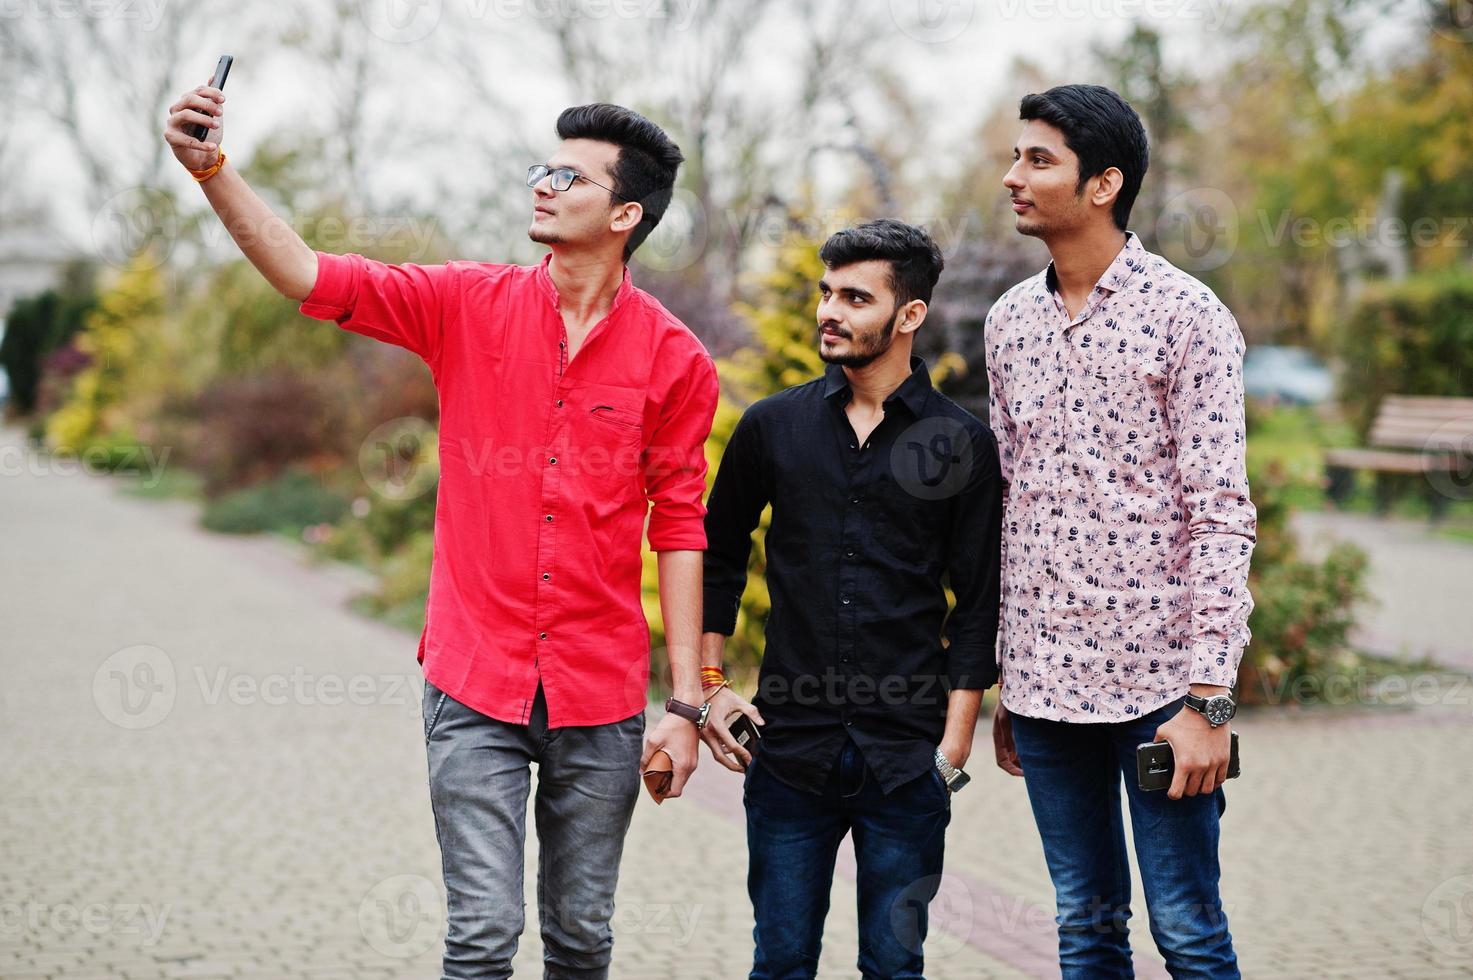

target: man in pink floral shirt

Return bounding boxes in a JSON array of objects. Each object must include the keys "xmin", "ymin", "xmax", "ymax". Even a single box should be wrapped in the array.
[{"xmin": 987, "ymin": 84, "xmax": 1255, "ymax": 979}]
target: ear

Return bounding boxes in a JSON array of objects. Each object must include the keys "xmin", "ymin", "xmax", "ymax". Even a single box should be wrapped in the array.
[
  {"xmin": 1091, "ymin": 166, "xmax": 1124, "ymax": 213},
  {"xmin": 895, "ymin": 299, "xmax": 928, "ymax": 337},
  {"xmin": 610, "ymin": 200, "xmax": 643, "ymax": 235}
]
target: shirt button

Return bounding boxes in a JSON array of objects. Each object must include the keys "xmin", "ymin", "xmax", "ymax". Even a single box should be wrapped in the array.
[
  {"xmin": 845, "ymin": 720, "xmax": 853, "ymax": 727},
  {"xmin": 545, "ymin": 515, "xmax": 554, "ymax": 522},
  {"xmin": 845, "ymin": 549, "xmax": 855, "ymax": 558},
  {"xmin": 841, "ymin": 595, "xmax": 851, "ymax": 605},
  {"xmin": 548, "ymin": 457, "xmax": 557, "ymax": 465},
  {"xmin": 541, "ymin": 573, "xmax": 551, "ymax": 581},
  {"xmin": 539, "ymin": 632, "xmax": 548, "ymax": 640},
  {"xmin": 556, "ymin": 399, "xmax": 563, "ymax": 407},
  {"xmin": 850, "ymin": 496, "xmax": 860, "ymax": 504}
]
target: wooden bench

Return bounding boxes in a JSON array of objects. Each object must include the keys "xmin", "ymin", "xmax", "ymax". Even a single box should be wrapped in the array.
[{"xmin": 1324, "ymin": 395, "xmax": 1473, "ymax": 520}]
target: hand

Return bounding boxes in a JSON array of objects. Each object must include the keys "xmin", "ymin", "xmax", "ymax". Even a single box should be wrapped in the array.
[
  {"xmin": 698, "ymin": 686, "xmax": 765, "ymax": 772},
  {"xmin": 992, "ymin": 700, "xmax": 1023, "ymax": 777},
  {"xmin": 640, "ymin": 712, "xmax": 700, "ymax": 800},
  {"xmin": 1154, "ymin": 701, "xmax": 1232, "ymax": 800},
  {"xmin": 164, "ymin": 80, "xmax": 225, "ymax": 171},
  {"xmin": 938, "ymin": 735, "xmax": 972, "ymax": 771}
]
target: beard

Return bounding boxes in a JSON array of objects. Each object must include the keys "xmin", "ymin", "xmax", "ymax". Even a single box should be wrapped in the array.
[
  {"xmin": 818, "ymin": 306, "xmax": 899, "ymax": 368},
  {"xmin": 527, "ymin": 223, "xmax": 565, "ymax": 246}
]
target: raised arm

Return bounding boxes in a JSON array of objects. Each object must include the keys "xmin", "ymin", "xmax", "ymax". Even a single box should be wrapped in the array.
[{"xmin": 163, "ymin": 81, "xmax": 317, "ymax": 301}]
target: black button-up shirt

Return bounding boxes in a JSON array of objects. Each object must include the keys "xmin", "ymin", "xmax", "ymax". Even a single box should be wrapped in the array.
[{"xmin": 702, "ymin": 356, "xmax": 1004, "ymax": 794}]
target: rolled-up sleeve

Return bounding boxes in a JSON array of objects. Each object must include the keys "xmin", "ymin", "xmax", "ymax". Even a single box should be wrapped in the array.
[
  {"xmin": 299, "ymin": 250, "xmax": 452, "ymax": 370},
  {"xmin": 1166, "ymin": 303, "xmax": 1258, "ymax": 687},
  {"xmin": 643, "ymin": 349, "xmax": 720, "ymax": 552}
]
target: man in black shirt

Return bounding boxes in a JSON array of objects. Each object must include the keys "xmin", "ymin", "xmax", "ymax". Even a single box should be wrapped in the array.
[{"xmin": 698, "ymin": 219, "xmax": 1004, "ymax": 979}]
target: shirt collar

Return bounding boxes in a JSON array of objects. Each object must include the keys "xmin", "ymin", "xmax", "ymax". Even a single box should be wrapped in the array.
[
  {"xmin": 822, "ymin": 354, "xmax": 933, "ymax": 417},
  {"xmin": 1043, "ymin": 230, "xmax": 1146, "ymax": 298},
  {"xmin": 534, "ymin": 252, "xmax": 635, "ymax": 314}
]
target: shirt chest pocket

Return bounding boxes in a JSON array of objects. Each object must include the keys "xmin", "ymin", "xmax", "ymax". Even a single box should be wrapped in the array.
[{"xmin": 568, "ymin": 386, "xmax": 645, "ymax": 492}]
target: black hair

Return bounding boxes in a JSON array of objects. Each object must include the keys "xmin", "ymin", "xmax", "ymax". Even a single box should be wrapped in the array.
[
  {"xmin": 817, "ymin": 218, "xmax": 945, "ymax": 306},
  {"xmin": 555, "ymin": 103, "xmax": 684, "ymax": 261},
  {"xmin": 1018, "ymin": 84, "xmax": 1149, "ymax": 231}
]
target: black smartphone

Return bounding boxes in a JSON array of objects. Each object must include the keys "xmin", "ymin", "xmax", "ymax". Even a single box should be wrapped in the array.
[
  {"xmin": 727, "ymin": 710, "xmax": 761, "ymax": 765},
  {"xmin": 1137, "ymin": 731, "xmax": 1239, "ymax": 792},
  {"xmin": 189, "ymin": 55, "xmax": 233, "ymax": 141}
]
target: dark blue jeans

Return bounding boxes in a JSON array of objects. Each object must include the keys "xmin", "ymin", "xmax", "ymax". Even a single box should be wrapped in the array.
[
  {"xmin": 1009, "ymin": 698, "xmax": 1239, "ymax": 979},
  {"xmin": 743, "ymin": 738, "xmax": 951, "ymax": 980}
]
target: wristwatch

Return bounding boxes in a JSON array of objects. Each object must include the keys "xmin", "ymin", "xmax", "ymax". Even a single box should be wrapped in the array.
[
  {"xmin": 934, "ymin": 748, "xmax": 970, "ymax": 793},
  {"xmin": 664, "ymin": 697, "xmax": 710, "ymax": 730},
  {"xmin": 1182, "ymin": 692, "xmax": 1237, "ymax": 728}
]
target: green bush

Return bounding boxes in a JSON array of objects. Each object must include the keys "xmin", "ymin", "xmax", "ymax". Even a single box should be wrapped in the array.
[
  {"xmin": 201, "ymin": 468, "xmax": 349, "ymax": 535},
  {"xmin": 1337, "ymin": 271, "xmax": 1473, "ymax": 438},
  {"xmin": 1238, "ymin": 460, "xmax": 1372, "ymax": 705}
]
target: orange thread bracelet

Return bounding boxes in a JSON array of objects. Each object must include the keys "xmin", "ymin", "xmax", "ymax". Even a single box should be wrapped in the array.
[{"xmin": 190, "ymin": 149, "xmax": 227, "ymax": 183}]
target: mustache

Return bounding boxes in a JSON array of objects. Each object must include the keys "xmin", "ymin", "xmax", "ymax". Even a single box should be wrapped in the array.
[{"xmin": 817, "ymin": 321, "xmax": 851, "ymax": 338}]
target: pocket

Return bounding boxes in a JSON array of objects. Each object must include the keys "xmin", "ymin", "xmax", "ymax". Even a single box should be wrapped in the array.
[
  {"xmin": 423, "ymin": 680, "xmax": 449, "ymax": 741},
  {"xmin": 569, "ymin": 394, "xmax": 644, "ymax": 493}
]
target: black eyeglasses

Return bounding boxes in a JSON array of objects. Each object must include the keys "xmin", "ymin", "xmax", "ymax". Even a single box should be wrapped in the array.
[{"xmin": 526, "ymin": 164, "xmax": 626, "ymax": 201}]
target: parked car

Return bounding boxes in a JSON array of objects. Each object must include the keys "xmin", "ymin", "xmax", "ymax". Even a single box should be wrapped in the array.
[{"xmin": 1243, "ymin": 344, "xmax": 1334, "ymax": 405}]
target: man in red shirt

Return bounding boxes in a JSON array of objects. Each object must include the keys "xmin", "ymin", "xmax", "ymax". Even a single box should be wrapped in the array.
[{"xmin": 165, "ymin": 92, "xmax": 718, "ymax": 978}]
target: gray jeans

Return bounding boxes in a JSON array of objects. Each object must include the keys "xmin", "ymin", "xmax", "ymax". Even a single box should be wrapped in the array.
[{"xmin": 422, "ymin": 678, "xmax": 645, "ymax": 980}]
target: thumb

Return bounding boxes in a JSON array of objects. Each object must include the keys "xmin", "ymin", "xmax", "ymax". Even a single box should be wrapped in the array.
[
  {"xmin": 1153, "ymin": 725, "xmax": 1169, "ymax": 744},
  {"xmin": 743, "ymin": 702, "xmax": 765, "ymax": 725}
]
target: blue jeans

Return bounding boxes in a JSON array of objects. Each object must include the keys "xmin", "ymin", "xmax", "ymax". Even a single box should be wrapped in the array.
[
  {"xmin": 1009, "ymin": 698, "xmax": 1238, "ymax": 979},
  {"xmin": 744, "ymin": 737, "xmax": 951, "ymax": 980},
  {"xmin": 422, "ymin": 679, "xmax": 645, "ymax": 980}
]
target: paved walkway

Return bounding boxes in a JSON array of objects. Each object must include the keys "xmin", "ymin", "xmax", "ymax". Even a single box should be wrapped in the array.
[{"xmin": 3, "ymin": 421, "xmax": 1472, "ymax": 978}]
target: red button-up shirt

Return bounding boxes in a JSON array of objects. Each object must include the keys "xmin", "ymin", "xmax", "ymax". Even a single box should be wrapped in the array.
[{"xmin": 300, "ymin": 251, "xmax": 719, "ymax": 728}]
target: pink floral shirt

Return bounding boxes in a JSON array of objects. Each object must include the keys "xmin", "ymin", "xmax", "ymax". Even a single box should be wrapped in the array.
[{"xmin": 985, "ymin": 232, "xmax": 1257, "ymax": 722}]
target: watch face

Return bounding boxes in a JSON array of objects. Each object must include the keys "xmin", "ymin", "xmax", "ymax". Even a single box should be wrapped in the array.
[
  {"xmin": 1206, "ymin": 696, "xmax": 1236, "ymax": 726},
  {"xmin": 948, "ymin": 770, "xmax": 970, "ymax": 793}
]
